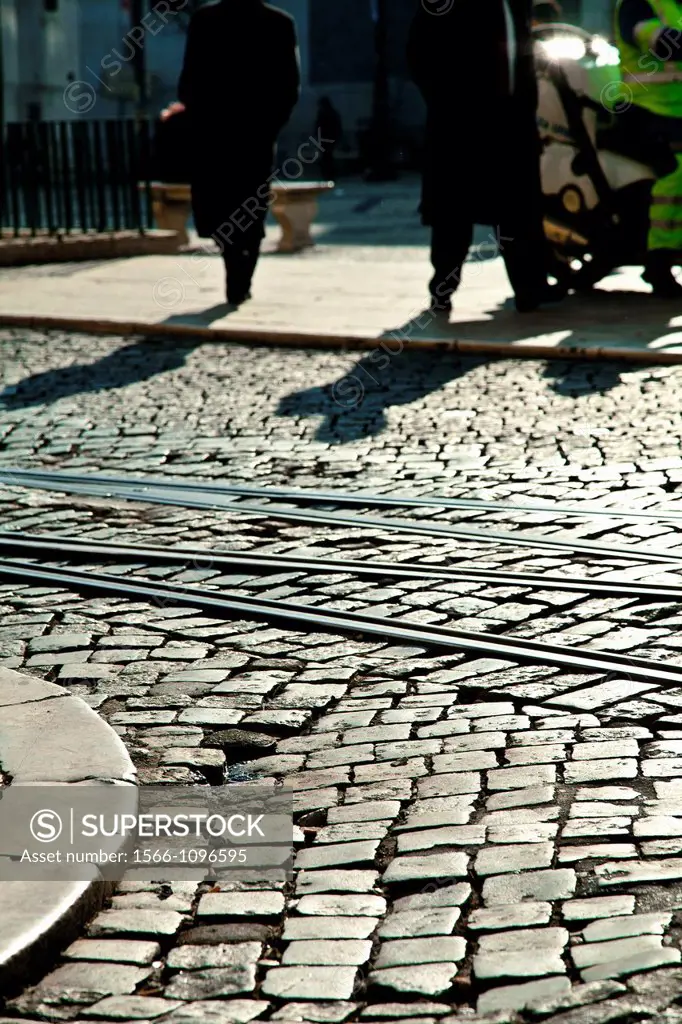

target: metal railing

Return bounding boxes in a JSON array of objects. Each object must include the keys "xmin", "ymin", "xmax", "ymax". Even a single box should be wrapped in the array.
[{"xmin": 0, "ymin": 119, "xmax": 154, "ymax": 238}]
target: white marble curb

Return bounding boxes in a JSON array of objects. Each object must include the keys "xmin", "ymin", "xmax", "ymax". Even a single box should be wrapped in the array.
[
  {"xmin": 0, "ymin": 666, "xmax": 136, "ymax": 994},
  {"xmin": 2, "ymin": 313, "xmax": 682, "ymax": 366}
]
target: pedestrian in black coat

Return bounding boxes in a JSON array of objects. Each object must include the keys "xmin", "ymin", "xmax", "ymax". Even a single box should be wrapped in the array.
[
  {"xmin": 178, "ymin": 0, "xmax": 300, "ymax": 305},
  {"xmin": 407, "ymin": 0, "xmax": 560, "ymax": 314}
]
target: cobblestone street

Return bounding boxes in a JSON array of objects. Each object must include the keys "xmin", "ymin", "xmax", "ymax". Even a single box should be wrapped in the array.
[{"xmin": 5, "ymin": 328, "xmax": 682, "ymax": 1022}]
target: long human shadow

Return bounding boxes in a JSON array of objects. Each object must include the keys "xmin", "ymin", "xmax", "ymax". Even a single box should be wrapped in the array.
[
  {"xmin": 380, "ymin": 289, "xmax": 677, "ymax": 396},
  {"xmin": 277, "ymin": 347, "xmax": 494, "ymax": 443},
  {"xmin": 541, "ymin": 358, "xmax": 631, "ymax": 396},
  {"xmin": 160, "ymin": 302, "xmax": 238, "ymax": 329},
  {"xmin": 391, "ymin": 289, "xmax": 676, "ymax": 342},
  {"xmin": 277, "ymin": 291, "xmax": 671, "ymax": 443},
  {"xmin": 276, "ymin": 345, "xmax": 637, "ymax": 445},
  {"xmin": 0, "ymin": 338, "xmax": 202, "ymax": 409}
]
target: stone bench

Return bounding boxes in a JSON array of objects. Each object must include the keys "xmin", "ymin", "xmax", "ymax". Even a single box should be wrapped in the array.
[
  {"xmin": 145, "ymin": 183, "xmax": 192, "ymax": 248},
  {"xmin": 144, "ymin": 180, "xmax": 334, "ymax": 253},
  {"xmin": 270, "ymin": 181, "xmax": 335, "ymax": 252}
]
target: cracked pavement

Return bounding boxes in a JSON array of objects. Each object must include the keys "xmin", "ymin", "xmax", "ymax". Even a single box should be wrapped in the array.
[{"xmin": 4, "ymin": 329, "xmax": 682, "ymax": 1021}]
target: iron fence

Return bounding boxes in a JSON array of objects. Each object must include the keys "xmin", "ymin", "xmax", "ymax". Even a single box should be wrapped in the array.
[{"xmin": 0, "ymin": 119, "xmax": 154, "ymax": 237}]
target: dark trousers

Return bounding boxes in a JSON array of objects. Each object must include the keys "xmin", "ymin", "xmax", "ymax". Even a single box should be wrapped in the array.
[
  {"xmin": 319, "ymin": 145, "xmax": 337, "ymax": 182},
  {"xmin": 217, "ymin": 212, "xmax": 267, "ymax": 302},
  {"xmin": 429, "ymin": 214, "xmax": 549, "ymax": 306}
]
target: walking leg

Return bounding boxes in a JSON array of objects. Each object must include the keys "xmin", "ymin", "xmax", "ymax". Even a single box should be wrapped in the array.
[
  {"xmin": 224, "ymin": 214, "xmax": 267, "ymax": 305},
  {"xmin": 496, "ymin": 112, "xmax": 563, "ymax": 311},
  {"xmin": 643, "ymin": 150, "xmax": 682, "ymax": 298},
  {"xmin": 499, "ymin": 211, "xmax": 564, "ymax": 312},
  {"xmin": 499, "ymin": 200, "xmax": 547, "ymax": 292},
  {"xmin": 429, "ymin": 219, "xmax": 474, "ymax": 311},
  {"xmin": 319, "ymin": 146, "xmax": 336, "ymax": 181}
]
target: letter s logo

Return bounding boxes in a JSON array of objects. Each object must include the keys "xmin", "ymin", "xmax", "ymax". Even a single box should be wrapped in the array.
[{"xmin": 30, "ymin": 809, "xmax": 63, "ymax": 843}]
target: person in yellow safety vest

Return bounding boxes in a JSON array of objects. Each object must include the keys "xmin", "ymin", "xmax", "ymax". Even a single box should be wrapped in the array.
[{"xmin": 615, "ymin": 0, "xmax": 682, "ymax": 297}]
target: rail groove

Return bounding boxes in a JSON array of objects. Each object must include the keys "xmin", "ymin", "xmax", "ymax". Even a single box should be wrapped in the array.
[
  {"xmin": 2, "ymin": 472, "xmax": 681, "ymax": 564},
  {"xmin": 1, "ymin": 530, "xmax": 682, "ymax": 600},
  {"xmin": 2, "ymin": 557, "xmax": 682, "ymax": 686},
  {"xmin": 5, "ymin": 467, "xmax": 682, "ymax": 523}
]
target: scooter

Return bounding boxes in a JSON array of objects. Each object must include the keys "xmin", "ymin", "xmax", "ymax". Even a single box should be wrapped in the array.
[{"xmin": 534, "ymin": 22, "xmax": 676, "ymax": 291}]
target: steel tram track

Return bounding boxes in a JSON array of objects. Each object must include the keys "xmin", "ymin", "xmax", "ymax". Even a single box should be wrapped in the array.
[
  {"xmin": 1, "ymin": 530, "xmax": 682, "ymax": 601},
  {"xmin": 2, "ymin": 473, "xmax": 682, "ymax": 565},
  {"xmin": 2, "ymin": 556, "xmax": 682, "ymax": 686},
  {"xmin": 5, "ymin": 467, "xmax": 682, "ymax": 523}
]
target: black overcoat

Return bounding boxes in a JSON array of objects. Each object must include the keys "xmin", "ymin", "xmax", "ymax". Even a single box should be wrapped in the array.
[
  {"xmin": 407, "ymin": 0, "xmax": 542, "ymax": 228},
  {"xmin": 178, "ymin": 0, "xmax": 300, "ymax": 239}
]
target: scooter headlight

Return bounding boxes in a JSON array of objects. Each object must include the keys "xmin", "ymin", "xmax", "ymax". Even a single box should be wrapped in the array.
[
  {"xmin": 538, "ymin": 35, "xmax": 587, "ymax": 62},
  {"xmin": 590, "ymin": 35, "xmax": 620, "ymax": 67}
]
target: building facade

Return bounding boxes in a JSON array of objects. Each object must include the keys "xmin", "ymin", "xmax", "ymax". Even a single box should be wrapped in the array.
[
  {"xmin": 74, "ymin": 0, "xmax": 412, "ymax": 155},
  {"xmin": 1, "ymin": 0, "xmax": 614, "ymax": 135},
  {"xmin": 1, "ymin": 0, "xmax": 81, "ymax": 121}
]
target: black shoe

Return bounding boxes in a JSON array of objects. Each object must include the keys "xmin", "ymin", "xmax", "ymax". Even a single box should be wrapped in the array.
[
  {"xmin": 642, "ymin": 267, "xmax": 682, "ymax": 298},
  {"xmin": 515, "ymin": 283, "xmax": 565, "ymax": 313},
  {"xmin": 226, "ymin": 290, "xmax": 252, "ymax": 307}
]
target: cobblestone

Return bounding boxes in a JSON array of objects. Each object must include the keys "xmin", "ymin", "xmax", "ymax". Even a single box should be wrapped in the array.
[
  {"xmin": 468, "ymin": 902, "xmax": 551, "ymax": 930},
  {"xmin": 579, "ymin": 948, "xmax": 682, "ymax": 983},
  {"xmin": 381, "ymin": 853, "xmax": 469, "ymax": 886},
  {"xmin": 368, "ymin": 964, "xmax": 460, "ymax": 997},
  {"xmin": 581, "ymin": 913, "xmax": 672, "ymax": 942},
  {"xmin": 473, "ymin": 947, "xmax": 565, "ymax": 980},
  {"xmin": 88, "ymin": 908, "xmax": 187, "ymax": 937},
  {"xmin": 377, "ymin": 908, "xmax": 462, "ymax": 939},
  {"xmin": 197, "ymin": 892, "xmax": 285, "ymax": 919},
  {"xmin": 166, "ymin": 943, "xmax": 262, "ymax": 970},
  {"xmin": 9, "ymin": 962, "xmax": 153, "ymax": 1014},
  {"xmin": 283, "ymin": 918, "xmax": 379, "ymax": 941},
  {"xmin": 295, "ymin": 870, "xmax": 379, "ymax": 894},
  {"xmin": 165, "ymin": 965, "xmax": 259, "ymax": 999},
  {"xmin": 474, "ymin": 842, "xmax": 554, "ymax": 875},
  {"xmin": 477, "ymin": 977, "xmax": 571, "ymax": 1014},
  {"xmin": 262, "ymin": 967, "xmax": 358, "ymax": 1001},
  {"xmin": 282, "ymin": 940, "xmax": 373, "ymax": 966},
  {"xmin": 80, "ymin": 995, "xmax": 172, "ymax": 1019},
  {"xmin": 295, "ymin": 895, "xmax": 387, "ymax": 917},
  {"xmin": 482, "ymin": 869, "xmax": 577, "ymax": 904},
  {"xmin": 62, "ymin": 938, "xmax": 162, "ymax": 964}
]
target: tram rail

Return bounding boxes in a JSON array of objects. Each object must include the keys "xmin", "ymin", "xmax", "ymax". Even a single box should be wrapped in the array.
[
  {"xmin": 2, "ymin": 556, "xmax": 682, "ymax": 687},
  {"xmin": 5, "ymin": 467, "xmax": 682, "ymax": 523},
  {"xmin": 1, "ymin": 471, "xmax": 681, "ymax": 565},
  {"xmin": 2, "ymin": 471, "xmax": 682, "ymax": 686},
  {"xmin": 1, "ymin": 529, "xmax": 682, "ymax": 601}
]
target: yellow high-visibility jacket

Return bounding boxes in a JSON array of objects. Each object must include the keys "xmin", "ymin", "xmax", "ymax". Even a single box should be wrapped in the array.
[{"xmin": 614, "ymin": 0, "xmax": 682, "ymax": 117}]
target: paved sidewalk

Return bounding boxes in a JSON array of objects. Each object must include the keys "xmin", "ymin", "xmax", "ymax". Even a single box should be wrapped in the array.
[
  {"xmin": 0, "ymin": 179, "xmax": 681, "ymax": 360},
  {"xmin": 0, "ymin": 667, "xmax": 136, "ymax": 994}
]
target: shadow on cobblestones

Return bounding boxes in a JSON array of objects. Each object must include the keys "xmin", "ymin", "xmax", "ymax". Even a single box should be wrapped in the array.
[
  {"xmin": 542, "ymin": 361, "xmax": 630, "ymax": 396},
  {"xmin": 277, "ymin": 350, "xmax": 492, "ymax": 443},
  {"xmin": 276, "ymin": 344, "xmax": 632, "ymax": 444},
  {"xmin": 0, "ymin": 338, "xmax": 201, "ymax": 408}
]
